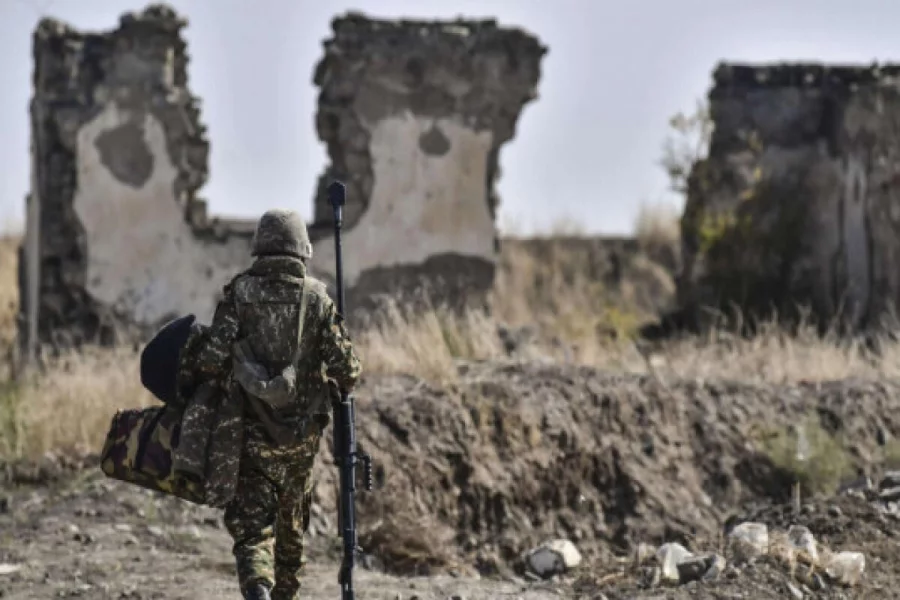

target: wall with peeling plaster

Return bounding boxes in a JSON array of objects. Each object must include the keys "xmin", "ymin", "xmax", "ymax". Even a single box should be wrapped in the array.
[
  {"xmin": 678, "ymin": 63, "xmax": 900, "ymax": 332},
  {"xmin": 74, "ymin": 103, "xmax": 248, "ymax": 326},
  {"xmin": 309, "ymin": 114, "xmax": 496, "ymax": 289},
  {"xmin": 23, "ymin": 6, "xmax": 546, "ymax": 348},
  {"xmin": 23, "ymin": 5, "xmax": 252, "ymax": 349},
  {"xmin": 308, "ymin": 13, "xmax": 546, "ymax": 312}
]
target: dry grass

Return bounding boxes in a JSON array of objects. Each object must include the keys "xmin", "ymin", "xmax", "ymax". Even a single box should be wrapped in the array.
[
  {"xmin": 0, "ymin": 347, "xmax": 154, "ymax": 459},
  {"xmin": 633, "ymin": 201, "xmax": 681, "ymax": 251},
  {"xmin": 498, "ymin": 214, "xmax": 588, "ymax": 238},
  {"xmin": 356, "ymin": 303, "xmax": 505, "ymax": 383},
  {"xmin": 2, "ymin": 226, "xmax": 900, "ymax": 462},
  {"xmin": 357, "ymin": 304, "xmax": 900, "ymax": 385},
  {"xmin": 642, "ymin": 322, "xmax": 900, "ymax": 383},
  {"xmin": 0, "ymin": 234, "xmax": 21, "ymax": 351},
  {"xmin": 357, "ymin": 510, "xmax": 461, "ymax": 576}
]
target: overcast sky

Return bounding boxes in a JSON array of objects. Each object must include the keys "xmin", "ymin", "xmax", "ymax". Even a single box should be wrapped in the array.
[{"xmin": 2, "ymin": 0, "xmax": 900, "ymax": 235}]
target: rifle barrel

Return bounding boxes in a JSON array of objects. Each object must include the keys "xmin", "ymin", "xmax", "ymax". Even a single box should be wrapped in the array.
[{"xmin": 328, "ymin": 180, "xmax": 357, "ymax": 600}]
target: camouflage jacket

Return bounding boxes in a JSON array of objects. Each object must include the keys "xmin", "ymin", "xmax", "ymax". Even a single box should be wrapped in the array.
[
  {"xmin": 192, "ymin": 255, "xmax": 362, "ymax": 446},
  {"xmin": 169, "ymin": 322, "xmax": 244, "ymax": 506}
]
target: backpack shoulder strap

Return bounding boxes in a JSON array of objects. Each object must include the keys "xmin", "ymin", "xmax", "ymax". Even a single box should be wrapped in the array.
[{"xmin": 289, "ymin": 276, "xmax": 310, "ymax": 365}]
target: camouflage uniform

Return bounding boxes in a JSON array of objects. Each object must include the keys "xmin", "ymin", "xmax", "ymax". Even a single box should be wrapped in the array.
[{"xmin": 193, "ymin": 210, "xmax": 361, "ymax": 600}]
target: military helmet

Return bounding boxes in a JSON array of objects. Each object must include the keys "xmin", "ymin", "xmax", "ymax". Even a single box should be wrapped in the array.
[{"xmin": 251, "ymin": 209, "xmax": 313, "ymax": 259}]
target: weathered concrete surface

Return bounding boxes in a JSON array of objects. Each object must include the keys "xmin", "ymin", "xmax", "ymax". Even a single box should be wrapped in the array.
[
  {"xmin": 308, "ymin": 13, "xmax": 546, "ymax": 311},
  {"xmin": 679, "ymin": 63, "xmax": 900, "ymax": 332},
  {"xmin": 21, "ymin": 6, "xmax": 546, "ymax": 347},
  {"xmin": 22, "ymin": 4, "xmax": 253, "ymax": 348}
]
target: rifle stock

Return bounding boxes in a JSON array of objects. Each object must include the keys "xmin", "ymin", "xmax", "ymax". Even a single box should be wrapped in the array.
[{"xmin": 327, "ymin": 180, "xmax": 373, "ymax": 600}]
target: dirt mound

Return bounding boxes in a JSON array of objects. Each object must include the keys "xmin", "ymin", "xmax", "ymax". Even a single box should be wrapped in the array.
[{"xmin": 306, "ymin": 363, "xmax": 900, "ymax": 576}]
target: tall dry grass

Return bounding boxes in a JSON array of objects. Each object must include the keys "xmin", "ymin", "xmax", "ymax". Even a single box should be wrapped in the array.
[
  {"xmin": 633, "ymin": 201, "xmax": 681, "ymax": 251},
  {"xmin": 0, "ymin": 234, "xmax": 20, "ymax": 352},
  {"xmin": 356, "ymin": 302, "xmax": 900, "ymax": 383},
  {"xmin": 0, "ymin": 231, "xmax": 155, "ymax": 459},
  {"xmin": 0, "ymin": 348, "xmax": 154, "ymax": 459},
  {"xmin": 2, "ymin": 213, "xmax": 900, "ymax": 461}
]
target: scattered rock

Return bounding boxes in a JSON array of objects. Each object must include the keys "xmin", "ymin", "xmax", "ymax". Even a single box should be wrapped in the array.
[
  {"xmin": 728, "ymin": 522, "xmax": 769, "ymax": 562},
  {"xmin": 879, "ymin": 487, "xmax": 900, "ymax": 503},
  {"xmin": 655, "ymin": 542, "xmax": 694, "ymax": 583},
  {"xmin": 880, "ymin": 471, "xmax": 900, "ymax": 490},
  {"xmin": 525, "ymin": 539, "xmax": 581, "ymax": 578},
  {"xmin": 701, "ymin": 554, "xmax": 727, "ymax": 581},
  {"xmin": 787, "ymin": 525, "xmax": 818, "ymax": 564},
  {"xmin": 0, "ymin": 563, "xmax": 22, "ymax": 576},
  {"xmin": 824, "ymin": 551, "xmax": 866, "ymax": 586},
  {"xmin": 675, "ymin": 553, "xmax": 726, "ymax": 584}
]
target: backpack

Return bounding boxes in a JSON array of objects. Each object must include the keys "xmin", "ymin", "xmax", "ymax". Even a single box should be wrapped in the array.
[{"xmin": 230, "ymin": 273, "xmax": 328, "ymax": 446}]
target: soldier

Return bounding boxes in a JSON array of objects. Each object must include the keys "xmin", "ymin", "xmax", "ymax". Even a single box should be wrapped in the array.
[{"xmin": 192, "ymin": 209, "xmax": 362, "ymax": 600}]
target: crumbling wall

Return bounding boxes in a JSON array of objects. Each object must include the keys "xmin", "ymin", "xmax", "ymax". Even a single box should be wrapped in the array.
[
  {"xmin": 307, "ymin": 14, "xmax": 546, "ymax": 310},
  {"xmin": 678, "ymin": 63, "xmax": 900, "ymax": 332},
  {"xmin": 23, "ymin": 4, "xmax": 253, "ymax": 348},
  {"xmin": 22, "ymin": 6, "xmax": 546, "ymax": 349}
]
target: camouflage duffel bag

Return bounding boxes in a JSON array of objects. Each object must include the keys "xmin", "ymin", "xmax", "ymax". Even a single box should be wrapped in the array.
[{"xmin": 100, "ymin": 404, "xmax": 206, "ymax": 505}]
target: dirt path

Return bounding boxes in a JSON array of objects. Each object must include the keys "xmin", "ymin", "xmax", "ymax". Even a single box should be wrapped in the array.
[
  {"xmin": 2, "ymin": 468, "xmax": 897, "ymax": 599},
  {"xmin": 0, "ymin": 470, "xmax": 570, "ymax": 600}
]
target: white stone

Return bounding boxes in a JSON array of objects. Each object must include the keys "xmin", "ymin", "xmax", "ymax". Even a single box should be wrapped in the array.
[
  {"xmin": 728, "ymin": 522, "xmax": 769, "ymax": 561},
  {"xmin": 655, "ymin": 542, "xmax": 694, "ymax": 583},
  {"xmin": 824, "ymin": 551, "xmax": 865, "ymax": 586},
  {"xmin": 526, "ymin": 539, "xmax": 582, "ymax": 578},
  {"xmin": 787, "ymin": 525, "xmax": 818, "ymax": 564}
]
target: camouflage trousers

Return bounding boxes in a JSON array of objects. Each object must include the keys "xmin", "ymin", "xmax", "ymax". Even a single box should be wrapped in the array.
[{"xmin": 224, "ymin": 427, "xmax": 321, "ymax": 600}]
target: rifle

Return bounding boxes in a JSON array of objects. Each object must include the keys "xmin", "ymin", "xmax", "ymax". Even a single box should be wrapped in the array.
[{"xmin": 327, "ymin": 180, "xmax": 374, "ymax": 600}]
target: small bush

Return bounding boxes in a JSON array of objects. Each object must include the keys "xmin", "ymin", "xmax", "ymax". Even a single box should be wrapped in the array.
[{"xmin": 758, "ymin": 414, "xmax": 853, "ymax": 497}]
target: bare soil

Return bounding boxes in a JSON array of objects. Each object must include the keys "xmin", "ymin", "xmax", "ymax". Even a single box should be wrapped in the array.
[
  {"xmin": 0, "ymin": 471, "xmax": 568, "ymax": 599},
  {"xmin": 3, "ymin": 361, "xmax": 900, "ymax": 598}
]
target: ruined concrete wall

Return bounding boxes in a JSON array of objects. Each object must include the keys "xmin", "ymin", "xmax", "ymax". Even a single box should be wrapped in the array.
[
  {"xmin": 22, "ymin": 6, "xmax": 546, "ymax": 348},
  {"xmin": 23, "ymin": 5, "xmax": 252, "ymax": 348},
  {"xmin": 307, "ymin": 14, "xmax": 546, "ymax": 311},
  {"xmin": 679, "ymin": 63, "xmax": 900, "ymax": 332}
]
